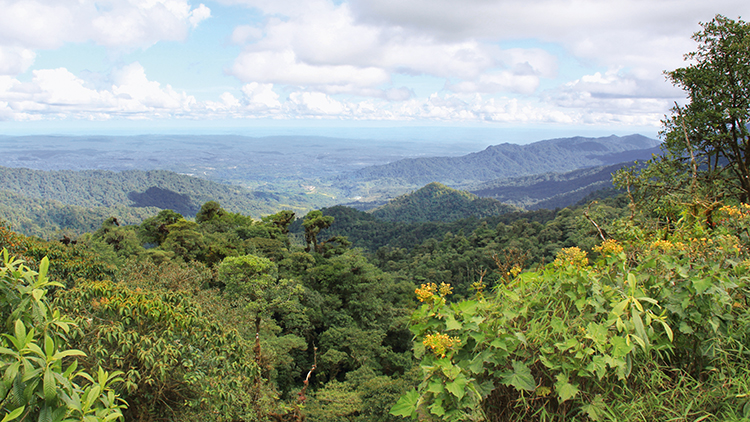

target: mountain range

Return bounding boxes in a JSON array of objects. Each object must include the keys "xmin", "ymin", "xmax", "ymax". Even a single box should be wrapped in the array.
[
  {"xmin": 343, "ymin": 134, "xmax": 660, "ymax": 186},
  {"xmin": 0, "ymin": 133, "xmax": 662, "ymax": 238}
]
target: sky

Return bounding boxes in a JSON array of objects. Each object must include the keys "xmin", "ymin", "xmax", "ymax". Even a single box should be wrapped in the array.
[{"xmin": 0, "ymin": 0, "xmax": 748, "ymax": 142}]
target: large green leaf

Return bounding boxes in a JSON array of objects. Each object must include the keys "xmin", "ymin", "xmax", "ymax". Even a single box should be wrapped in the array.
[
  {"xmin": 446, "ymin": 375, "xmax": 468, "ymax": 400},
  {"xmin": 390, "ymin": 388, "xmax": 420, "ymax": 418},
  {"xmin": 500, "ymin": 360, "xmax": 536, "ymax": 392},
  {"xmin": 555, "ymin": 374, "xmax": 579, "ymax": 402}
]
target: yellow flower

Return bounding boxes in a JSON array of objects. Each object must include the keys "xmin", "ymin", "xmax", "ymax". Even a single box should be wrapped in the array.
[
  {"xmin": 553, "ymin": 247, "xmax": 589, "ymax": 268},
  {"xmin": 594, "ymin": 239, "xmax": 624, "ymax": 256},
  {"xmin": 423, "ymin": 333, "xmax": 461, "ymax": 357},
  {"xmin": 415, "ymin": 283, "xmax": 437, "ymax": 302}
]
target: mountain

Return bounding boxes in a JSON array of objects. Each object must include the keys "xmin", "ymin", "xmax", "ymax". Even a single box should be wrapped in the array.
[
  {"xmin": 344, "ymin": 134, "xmax": 661, "ymax": 186},
  {"xmin": 0, "ymin": 189, "xmax": 159, "ymax": 239},
  {"xmin": 370, "ymin": 182, "xmax": 520, "ymax": 223},
  {"xmin": 0, "ymin": 166, "xmax": 304, "ymax": 219},
  {"xmin": 469, "ymin": 161, "xmax": 643, "ymax": 210}
]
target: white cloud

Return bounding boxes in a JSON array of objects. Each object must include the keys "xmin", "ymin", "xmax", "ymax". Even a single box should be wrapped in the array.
[
  {"xmin": 0, "ymin": 0, "xmax": 211, "ymax": 74},
  {"xmin": 287, "ymin": 91, "xmax": 346, "ymax": 116},
  {"xmin": 189, "ymin": 3, "xmax": 211, "ymax": 28},
  {"xmin": 0, "ymin": 46, "xmax": 36, "ymax": 75},
  {"xmin": 241, "ymin": 82, "xmax": 281, "ymax": 109},
  {"xmin": 230, "ymin": 25, "xmax": 264, "ymax": 45},
  {"xmin": 0, "ymin": 62, "xmax": 197, "ymax": 118},
  {"xmin": 111, "ymin": 62, "xmax": 195, "ymax": 110},
  {"xmin": 228, "ymin": 1, "xmax": 548, "ymax": 96}
]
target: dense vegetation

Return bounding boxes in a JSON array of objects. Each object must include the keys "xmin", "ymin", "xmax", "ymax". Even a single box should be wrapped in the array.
[
  {"xmin": 370, "ymin": 183, "xmax": 520, "ymax": 223},
  {"xmin": 0, "ymin": 14, "xmax": 748, "ymax": 422},
  {"xmin": 0, "ymin": 167, "xmax": 319, "ymax": 234}
]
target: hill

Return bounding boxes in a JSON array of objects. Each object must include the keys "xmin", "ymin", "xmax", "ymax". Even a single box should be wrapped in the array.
[
  {"xmin": 370, "ymin": 182, "xmax": 520, "ymax": 223},
  {"xmin": 0, "ymin": 189, "xmax": 160, "ymax": 239},
  {"xmin": 469, "ymin": 161, "xmax": 642, "ymax": 210},
  {"xmin": 0, "ymin": 166, "xmax": 323, "ymax": 238},
  {"xmin": 344, "ymin": 134, "xmax": 660, "ymax": 186}
]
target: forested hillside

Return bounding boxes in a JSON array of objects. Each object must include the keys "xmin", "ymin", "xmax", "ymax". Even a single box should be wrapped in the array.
[
  {"xmin": 0, "ymin": 166, "xmax": 295, "ymax": 216},
  {"xmin": 346, "ymin": 134, "xmax": 660, "ymax": 186},
  {"xmin": 0, "ymin": 166, "xmax": 328, "ymax": 239},
  {"xmin": 370, "ymin": 183, "xmax": 520, "ymax": 223},
  {"xmin": 0, "ymin": 189, "xmax": 160, "ymax": 238},
  {"xmin": 469, "ymin": 162, "xmax": 641, "ymax": 209}
]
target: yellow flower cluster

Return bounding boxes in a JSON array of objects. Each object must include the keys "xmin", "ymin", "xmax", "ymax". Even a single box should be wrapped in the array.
[
  {"xmin": 718, "ymin": 204, "xmax": 750, "ymax": 219},
  {"xmin": 553, "ymin": 247, "xmax": 589, "ymax": 268},
  {"xmin": 650, "ymin": 239, "xmax": 686, "ymax": 252},
  {"xmin": 423, "ymin": 333, "xmax": 461, "ymax": 357},
  {"xmin": 593, "ymin": 239, "xmax": 624, "ymax": 256},
  {"xmin": 415, "ymin": 282, "xmax": 453, "ymax": 302}
]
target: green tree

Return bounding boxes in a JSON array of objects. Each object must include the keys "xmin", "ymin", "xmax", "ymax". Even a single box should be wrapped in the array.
[
  {"xmin": 138, "ymin": 209, "xmax": 183, "ymax": 246},
  {"xmin": 217, "ymin": 255, "xmax": 303, "ymax": 363},
  {"xmin": 622, "ymin": 15, "xmax": 750, "ymax": 213},
  {"xmin": 303, "ymin": 211, "xmax": 334, "ymax": 253}
]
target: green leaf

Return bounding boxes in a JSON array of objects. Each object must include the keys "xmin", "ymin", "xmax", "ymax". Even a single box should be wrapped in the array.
[
  {"xmin": 31, "ymin": 289, "xmax": 44, "ymax": 302},
  {"xmin": 38, "ymin": 257, "xmax": 49, "ymax": 284},
  {"xmin": 692, "ymin": 277, "xmax": 712, "ymax": 295},
  {"xmin": 1, "ymin": 406, "xmax": 25, "ymax": 422},
  {"xmin": 43, "ymin": 367, "xmax": 55, "ymax": 402},
  {"xmin": 390, "ymin": 388, "xmax": 419, "ymax": 417},
  {"xmin": 445, "ymin": 315, "xmax": 462, "ymax": 331},
  {"xmin": 445, "ymin": 375, "xmax": 467, "ymax": 400},
  {"xmin": 609, "ymin": 336, "xmax": 633, "ymax": 358},
  {"xmin": 555, "ymin": 374, "xmax": 579, "ymax": 402},
  {"xmin": 501, "ymin": 360, "xmax": 536, "ymax": 392},
  {"xmin": 658, "ymin": 320, "xmax": 674, "ymax": 342},
  {"xmin": 427, "ymin": 381, "xmax": 444, "ymax": 394},
  {"xmin": 631, "ymin": 311, "xmax": 650, "ymax": 350},
  {"xmin": 611, "ymin": 299, "xmax": 629, "ymax": 317},
  {"xmin": 44, "ymin": 335, "xmax": 54, "ymax": 359}
]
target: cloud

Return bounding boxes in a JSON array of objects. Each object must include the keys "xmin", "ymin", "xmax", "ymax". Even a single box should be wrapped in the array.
[
  {"xmin": 0, "ymin": 46, "xmax": 36, "ymax": 75},
  {"xmin": 0, "ymin": 62, "xmax": 197, "ymax": 119},
  {"xmin": 227, "ymin": 1, "xmax": 551, "ymax": 97},
  {"xmin": 241, "ymin": 82, "xmax": 281, "ymax": 110},
  {"xmin": 0, "ymin": 0, "xmax": 211, "ymax": 75},
  {"xmin": 349, "ymin": 0, "xmax": 750, "ymax": 73},
  {"xmin": 111, "ymin": 63, "xmax": 196, "ymax": 111}
]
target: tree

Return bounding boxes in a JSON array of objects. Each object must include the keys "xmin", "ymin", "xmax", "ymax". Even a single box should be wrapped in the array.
[
  {"xmin": 217, "ymin": 255, "xmax": 303, "ymax": 363},
  {"xmin": 302, "ymin": 211, "xmax": 334, "ymax": 253},
  {"xmin": 138, "ymin": 209, "xmax": 183, "ymax": 246},
  {"xmin": 658, "ymin": 15, "xmax": 750, "ymax": 203}
]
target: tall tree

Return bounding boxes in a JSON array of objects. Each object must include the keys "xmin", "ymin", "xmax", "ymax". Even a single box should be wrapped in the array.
[
  {"xmin": 661, "ymin": 15, "xmax": 750, "ymax": 202},
  {"xmin": 302, "ymin": 210, "xmax": 334, "ymax": 253}
]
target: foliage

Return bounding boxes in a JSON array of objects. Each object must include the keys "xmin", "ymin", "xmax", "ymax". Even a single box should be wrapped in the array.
[
  {"xmin": 371, "ymin": 183, "xmax": 519, "ymax": 224},
  {"xmin": 615, "ymin": 15, "xmax": 750, "ymax": 217},
  {"xmin": 303, "ymin": 211, "xmax": 335, "ymax": 253},
  {"xmin": 0, "ymin": 249, "xmax": 126, "ymax": 421},
  {"xmin": 394, "ymin": 205, "xmax": 750, "ymax": 421},
  {"xmin": 54, "ymin": 277, "xmax": 261, "ymax": 421}
]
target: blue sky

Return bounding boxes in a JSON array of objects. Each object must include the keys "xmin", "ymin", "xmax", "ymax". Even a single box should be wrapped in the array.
[{"xmin": 0, "ymin": 0, "xmax": 748, "ymax": 142}]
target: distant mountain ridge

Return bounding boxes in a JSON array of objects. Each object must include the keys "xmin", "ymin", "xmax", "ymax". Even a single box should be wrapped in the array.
[
  {"xmin": 469, "ymin": 161, "xmax": 646, "ymax": 210},
  {"xmin": 370, "ymin": 182, "xmax": 520, "ymax": 223},
  {"xmin": 346, "ymin": 134, "xmax": 660, "ymax": 186}
]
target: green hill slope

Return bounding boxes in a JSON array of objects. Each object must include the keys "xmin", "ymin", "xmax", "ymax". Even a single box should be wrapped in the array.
[
  {"xmin": 0, "ymin": 166, "xmax": 304, "ymax": 218},
  {"xmin": 370, "ymin": 182, "xmax": 520, "ymax": 223},
  {"xmin": 0, "ymin": 189, "xmax": 160, "ymax": 239}
]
